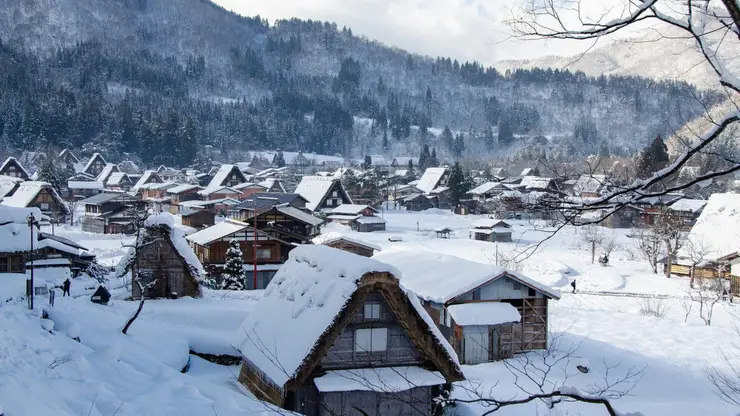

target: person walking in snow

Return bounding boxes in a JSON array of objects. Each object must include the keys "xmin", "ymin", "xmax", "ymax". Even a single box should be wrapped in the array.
[
  {"xmin": 571, "ymin": 279, "xmax": 576, "ymax": 294},
  {"xmin": 49, "ymin": 288, "xmax": 55, "ymax": 307},
  {"xmin": 62, "ymin": 278, "xmax": 71, "ymax": 297}
]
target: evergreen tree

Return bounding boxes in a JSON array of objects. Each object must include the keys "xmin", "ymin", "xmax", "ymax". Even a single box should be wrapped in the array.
[
  {"xmin": 452, "ymin": 133, "xmax": 465, "ymax": 158},
  {"xmin": 448, "ymin": 162, "xmax": 470, "ymax": 204},
  {"xmin": 441, "ymin": 126, "xmax": 454, "ymax": 150},
  {"xmin": 430, "ymin": 148, "xmax": 439, "ymax": 167},
  {"xmin": 364, "ymin": 155, "xmax": 372, "ymax": 170},
  {"xmin": 382, "ymin": 130, "xmax": 389, "ymax": 151},
  {"xmin": 273, "ymin": 150, "xmax": 286, "ymax": 167},
  {"xmin": 221, "ymin": 239, "xmax": 246, "ymax": 290},
  {"xmin": 484, "ymin": 126, "xmax": 495, "ymax": 150},
  {"xmin": 407, "ymin": 159, "xmax": 414, "ymax": 172},
  {"xmin": 36, "ymin": 154, "xmax": 69, "ymax": 195},
  {"xmin": 637, "ymin": 135, "xmax": 670, "ymax": 178},
  {"xmin": 419, "ymin": 145, "xmax": 430, "ymax": 171},
  {"xmin": 426, "ymin": 87, "xmax": 433, "ymax": 102},
  {"xmin": 498, "ymin": 119, "xmax": 514, "ymax": 146}
]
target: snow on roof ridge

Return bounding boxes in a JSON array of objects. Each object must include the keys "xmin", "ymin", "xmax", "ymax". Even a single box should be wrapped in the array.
[
  {"xmin": 315, "ymin": 232, "xmax": 382, "ymax": 251},
  {"xmin": 203, "ymin": 164, "xmax": 245, "ymax": 194},
  {"xmin": 82, "ymin": 153, "xmax": 106, "ymax": 173},
  {"xmin": 0, "ymin": 157, "xmax": 29, "ymax": 178}
]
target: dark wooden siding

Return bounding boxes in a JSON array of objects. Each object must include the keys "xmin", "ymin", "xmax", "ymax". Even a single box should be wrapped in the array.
[
  {"xmin": 320, "ymin": 291, "xmax": 421, "ymax": 369},
  {"xmin": 326, "ymin": 241, "xmax": 374, "ymax": 258},
  {"xmin": 319, "ymin": 386, "xmax": 434, "ymax": 416},
  {"xmin": 132, "ymin": 231, "xmax": 199, "ymax": 299}
]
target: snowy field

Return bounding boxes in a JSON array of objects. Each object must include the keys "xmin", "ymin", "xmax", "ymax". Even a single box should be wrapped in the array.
[{"xmin": 2, "ymin": 209, "xmax": 739, "ymax": 415}]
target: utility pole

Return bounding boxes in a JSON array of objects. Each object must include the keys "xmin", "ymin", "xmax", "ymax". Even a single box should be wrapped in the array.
[
  {"xmin": 27, "ymin": 215, "xmax": 37, "ymax": 310},
  {"xmin": 252, "ymin": 197, "xmax": 258, "ymax": 290}
]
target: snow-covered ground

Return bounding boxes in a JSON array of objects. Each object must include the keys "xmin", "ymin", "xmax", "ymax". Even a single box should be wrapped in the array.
[{"xmin": 2, "ymin": 209, "xmax": 739, "ymax": 415}]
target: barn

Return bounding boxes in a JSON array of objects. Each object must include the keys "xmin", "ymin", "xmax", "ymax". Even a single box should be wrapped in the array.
[
  {"xmin": 232, "ymin": 245, "xmax": 463, "ymax": 416},
  {"xmin": 469, "ymin": 218, "xmax": 513, "ymax": 242}
]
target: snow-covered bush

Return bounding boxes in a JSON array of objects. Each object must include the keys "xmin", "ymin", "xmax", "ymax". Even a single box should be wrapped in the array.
[
  {"xmin": 221, "ymin": 239, "xmax": 246, "ymax": 290},
  {"xmin": 639, "ymin": 298, "xmax": 667, "ymax": 318}
]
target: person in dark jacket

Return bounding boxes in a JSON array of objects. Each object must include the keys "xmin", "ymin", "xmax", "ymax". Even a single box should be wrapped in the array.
[
  {"xmin": 571, "ymin": 279, "xmax": 576, "ymax": 294},
  {"xmin": 62, "ymin": 278, "xmax": 71, "ymax": 297}
]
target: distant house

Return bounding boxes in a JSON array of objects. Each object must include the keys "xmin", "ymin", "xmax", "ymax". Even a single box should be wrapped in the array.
[
  {"xmin": 416, "ymin": 167, "xmax": 450, "ymax": 194},
  {"xmin": 469, "ymin": 218, "xmax": 512, "ymax": 242},
  {"xmin": 489, "ymin": 167, "xmax": 508, "ymax": 180},
  {"xmin": 131, "ymin": 170, "xmax": 163, "ymax": 193},
  {"xmin": 181, "ymin": 209, "xmax": 215, "ymax": 229},
  {"xmin": 232, "ymin": 245, "xmax": 464, "ymax": 416},
  {"xmin": 157, "ymin": 166, "xmax": 183, "ymax": 183},
  {"xmin": 105, "ymin": 172, "xmax": 133, "ymax": 191},
  {"xmin": 668, "ymin": 199, "xmax": 707, "ymax": 229},
  {"xmin": 201, "ymin": 164, "xmax": 247, "ymax": 196},
  {"xmin": 319, "ymin": 233, "xmax": 382, "ymax": 257},
  {"xmin": 519, "ymin": 167, "xmax": 540, "ymax": 177},
  {"xmin": 59, "ymin": 149, "xmax": 83, "ymax": 172},
  {"xmin": 326, "ymin": 204, "xmax": 387, "ymax": 232},
  {"xmin": 80, "ymin": 192, "xmax": 142, "ymax": 234},
  {"xmin": 233, "ymin": 182, "xmax": 268, "ymax": 199},
  {"xmin": 179, "ymin": 198, "xmax": 241, "ymax": 216},
  {"xmin": 165, "ymin": 184, "xmax": 202, "ymax": 213},
  {"xmin": 572, "ymin": 174, "xmax": 610, "ymax": 198},
  {"xmin": 185, "ymin": 219, "xmax": 293, "ymax": 288},
  {"xmin": 391, "ymin": 156, "xmax": 419, "ymax": 169},
  {"xmin": 0, "ymin": 157, "xmax": 30, "ymax": 180},
  {"xmin": 519, "ymin": 176, "xmax": 559, "ymax": 194},
  {"xmin": 294, "ymin": 176, "xmax": 353, "ymax": 212},
  {"xmin": 96, "ymin": 163, "xmax": 119, "ymax": 186},
  {"xmin": 401, "ymin": 193, "xmax": 435, "ymax": 212},
  {"xmin": 375, "ymin": 250, "xmax": 560, "ymax": 364},
  {"xmin": 198, "ymin": 186, "xmax": 242, "ymax": 201},
  {"xmin": 468, "ymin": 181, "xmax": 505, "ymax": 201},
  {"xmin": 0, "ymin": 175, "xmax": 22, "ymax": 201},
  {"xmin": 82, "ymin": 153, "xmax": 107, "ymax": 178},
  {"xmin": 229, "ymin": 193, "xmax": 308, "ymax": 219},
  {"xmin": 258, "ymin": 178, "xmax": 286, "ymax": 193},
  {"xmin": 67, "ymin": 173, "xmax": 104, "ymax": 200},
  {"xmin": 630, "ymin": 194, "xmax": 684, "ymax": 226},
  {"xmin": 229, "ymin": 193, "xmax": 320, "ymax": 244},
  {"xmin": 139, "ymin": 182, "xmax": 177, "ymax": 212},
  {"xmin": 117, "ymin": 213, "xmax": 204, "ymax": 299},
  {"xmin": 1, "ymin": 181, "xmax": 69, "ymax": 223}
]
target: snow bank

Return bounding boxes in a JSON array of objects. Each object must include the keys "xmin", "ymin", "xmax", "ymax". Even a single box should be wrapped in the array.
[
  {"xmin": 314, "ymin": 366, "xmax": 446, "ymax": 393},
  {"xmin": 447, "ymin": 302, "xmax": 521, "ymax": 326}
]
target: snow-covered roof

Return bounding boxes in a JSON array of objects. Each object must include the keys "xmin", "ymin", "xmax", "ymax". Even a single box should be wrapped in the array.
[
  {"xmin": 329, "ymin": 204, "xmax": 378, "ymax": 215},
  {"xmin": 375, "ymin": 249, "xmax": 560, "ymax": 303},
  {"xmin": 185, "ymin": 220, "xmax": 248, "ymax": 246},
  {"xmin": 316, "ymin": 232, "xmax": 382, "ymax": 251},
  {"xmin": 203, "ymin": 164, "xmax": 245, "ymax": 194},
  {"xmin": 1, "ymin": 182, "xmax": 61, "ymax": 209},
  {"xmin": 105, "ymin": 172, "xmax": 128, "ymax": 186},
  {"xmin": 232, "ymin": 245, "xmax": 401, "ymax": 386},
  {"xmin": 197, "ymin": 186, "xmax": 240, "ymax": 196},
  {"xmin": 519, "ymin": 176, "xmax": 553, "ymax": 190},
  {"xmin": 669, "ymin": 199, "xmax": 707, "ymax": 213},
  {"xmin": 294, "ymin": 176, "xmax": 349, "ymax": 212},
  {"xmin": 0, "ymin": 175, "xmax": 22, "ymax": 199},
  {"xmin": 447, "ymin": 302, "xmax": 521, "ymax": 326},
  {"xmin": 417, "ymin": 168, "xmax": 448, "ymax": 194},
  {"xmin": 232, "ymin": 182, "xmax": 265, "ymax": 190},
  {"xmin": 573, "ymin": 174, "xmax": 609, "ymax": 195},
  {"xmin": 132, "ymin": 170, "xmax": 161, "ymax": 192},
  {"xmin": 140, "ymin": 182, "xmax": 177, "ymax": 191},
  {"xmin": 0, "ymin": 157, "xmax": 29, "ymax": 178},
  {"xmin": 314, "ymin": 366, "xmax": 445, "ymax": 393},
  {"xmin": 683, "ymin": 193, "xmax": 740, "ymax": 260},
  {"xmin": 82, "ymin": 153, "xmax": 106, "ymax": 174},
  {"xmin": 355, "ymin": 216, "xmax": 387, "ymax": 225},
  {"xmin": 471, "ymin": 218, "xmax": 511, "ymax": 229},
  {"xmin": 276, "ymin": 205, "xmax": 324, "ymax": 227},
  {"xmin": 468, "ymin": 181, "xmax": 501, "ymax": 195},
  {"xmin": 59, "ymin": 149, "xmax": 79, "ymax": 163},
  {"xmin": 96, "ymin": 163, "xmax": 118, "ymax": 183},
  {"xmin": 258, "ymin": 178, "xmax": 285, "ymax": 192},
  {"xmin": 519, "ymin": 168, "xmax": 537, "ymax": 176},
  {"xmin": 67, "ymin": 180, "xmax": 104, "ymax": 190},
  {"xmin": 166, "ymin": 184, "xmax": 201, "ymax": 194}
]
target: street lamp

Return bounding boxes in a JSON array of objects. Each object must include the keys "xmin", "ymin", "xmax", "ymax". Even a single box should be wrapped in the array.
[{"xmin": 26, "ymin": 214, "xmax": 38, "ymax": 310}]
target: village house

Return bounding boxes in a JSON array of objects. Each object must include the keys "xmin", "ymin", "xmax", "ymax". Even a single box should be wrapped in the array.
[
  {"xmin": 59, "ymin": 149, "xmax": 84, "ymax": 172},
  {"xmin": 232, "ymin": 182, "xmax": 268, "ymax": 199},
  {"xmin": 401, "ymin": 193, "xmax": 436, "ymax": 212},
  {"xmin": 157, "ymin": 165, "xmax": 184, "ymax": 183},
  {"xmin": 82, "ymin": 153, "xmax": 107, "ymax": 178},
  {"xmin": 294, "ymin": 176, "xmax": 354, "ymax": 212},
  {"xmin": 519, "ymin": 167, "xmax": 540, "ymax": 177},
  {"xmin": 117, "ymin": 213, "xmax": 204, "ymax": 299},
  {"xmin": 572, "ymin": 174, "xmax": 610, "ymax": 198},
  {"xmin": 0, "ymin": 175, "xmax": 22, "ymax": 201},
  {"xmin": 185, "ymin": 219, "xmax": 294, "ymax": 288},
  {"xmin": 0, "ymin": 157, "xmax": 30, "ymax": 180},
  {"xmin": 390, "ymin": 156, "xmax": 419, "ymax": 170},
  {"xmin": 229, "ymin": 193, "xmax": 308, "ymax": 219},
  {"xmin": 229, "ymin": 193, "xmax": 320, "ymax": 244},
  {"xmin": 489, "ymin": 167, "xmax": 508, "ymax": 180},
  {"xmin": 95, "ymin": 163, "xmax": 119, "ymax": 186},
  {"xmin": 258, "ymin": 178, "xmax": 286, "ymax": 193},
  {"xmin": 469, "ymin": 218, "xmax": 513, "ymax": 242},
  {"xmin": 1, "ymin": 181, "xmax": 69, "ymax": 223},
  {"xmin": 630, "ymin": 194, "xmax": 684, "ymax": 226},
  {"xmin": 165, "ymin": 184, "xmax": 202, "ymax": 213},
  {"xmin": 667, "ymin": 198, "xmax": 707, "ymax": 230},
  {"xmin": 131, "ymin": 170, "xmax": 163, "ymax": 193},
  {"xmin": 375, "ymin": 250, "xmax": 560, "ymax": 364},
  {"xmin": 67, "ymin": 173, "xmax": 104, "ymax": 200},
  {"xmin": 181, "ymin": 209, "xmax": 216, "ymax": 229},
  {"xmin": 179, "ymin": 198, "xmax": 241, "ymax": 216},
  {"xmin": 105, "ymin": 172, "xmax": 133, "ymax": 192},
  {"xmin": 201, "ymin": 164, "xmax": 248, "ymax": 197},
  {"xmin": 416, "ymin": 167, "xmax": 450, "ymax": 194},
  {"xmin": 318, "ymin": 233, "xmax": 382, "ymax": 257},
  {"xmin": 80, "ymin": 192, "xmax": 142, "ymax": 234},
  {"xmin": 232, "ymin": 245, "xmax": 464, "ymax": 416},
  {"xmin": 139, "ymin": 182, "xmax": 177, "ymax": 212},
  {"xmin": 326, "ymin": 204, "xmax": 387, "ymax": 232},
  {"xmin": 198, "ymin": 186, "xmax": 242, "ymax": 201}
]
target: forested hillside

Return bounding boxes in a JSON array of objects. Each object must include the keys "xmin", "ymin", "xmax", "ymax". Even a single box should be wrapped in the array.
[{"xmin": 0, "ymin": 0, "xmax": 723, "ymax": 166}]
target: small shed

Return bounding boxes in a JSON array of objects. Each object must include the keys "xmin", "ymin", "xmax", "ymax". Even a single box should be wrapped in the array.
[
  {"xmin": 319, "ymin": 233, "xmax": 382, "ymax": 257},
  {"xmin": 469, "ymin": 218, "xmax": 512, "ymax": 242},
  {"xmin": 91, "ymin": 285, "xmax": 111, "ymax": 305},
  {"xmin": 181, "ymin": 209, "xmax": 216, "ymax": 229},
  {"xmin": 117, "ymin": 213, "xmax": 204, "ymax": 299}
]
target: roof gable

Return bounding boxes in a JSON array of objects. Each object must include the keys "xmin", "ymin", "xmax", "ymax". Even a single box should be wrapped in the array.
[
  {"xmin": 0, "ymin": 157, "xmax": 30, "ymax": 179},
  {"xmin": 294, "ymin": 176, "xmax": 353, "ymax": 212},
  {"xmin": 132, "ymin": 170, "xmax": 163, "ymax": 191},
  {"xmin": 82, "ymin": 153, "xmax": 107, "ymax": 174},
  {"xmin": 204, "ymin": 164, "xmax": 247, "ymax": 194},
  {"xmin": 417, "ymin": 168, "xmax": 449, "ymax": 194}
]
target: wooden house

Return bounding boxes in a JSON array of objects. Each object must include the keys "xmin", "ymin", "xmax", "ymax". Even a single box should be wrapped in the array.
[
  {"xmin": 95, "ymin": 163, "xmax": 119, "ymax": 186},
  {"xmin": 80, "ymin": 192, "xmax": 142, "ymax": 234},
  {"xmin": 165, "ymin": 184, "xmax": 202, "ymax": 213},
  {"xmin": 59, "ymin": 149, "xmax": 82, "ymax": 172},
  {"xmin": 416, "ymin": 167, "xmax": 450, "ymax": 194},
  {"xmin": 82, "ymin": 153, "xmax": 107, "ymax": 178},
  {"xmin": 1, "ymin": 181, "xmax": 69, "ymax": 223},
  {"xmin": 198, "ymin": 186, "xmax": 242, "ymax": 201},
  {"xmin": 0, "ymin": 175, "xmax": 22, "ymax": 201},
  {"xmin": 132, "ymin": 170, "xmax": 163, "ymax": 193},
  {"xmin": 139, "ymin": 182, "xmax": 177, "ymax": 212},
  {"xmin": 391, "ymin": 156, "xmax": 419, "ymax": 170},
  {"xmin": 401, "ymin": 193, "xmax": 436, "ymax": 212},
  {"xmin": 0, "ymin": 157, "xmax": 30, "ymax": 180},
  {"xmin": 185, "ymin": 219, "xmax": 294, "ymax": 289},
  {"xmin": 630, "ymin": 194, "xmax": 683, "ymax": 226},
  {"xmin": 240, "ymin": 204, "xmax": 322, "ymax": 244},
  {"xmin": 105, "ymin": 172, "xmax": 133, "ymax": 191},
  {"xmin": 67, "ymin": 173, "xmax": 104, "ymax": 200},
  {"xmin": 320, "ymin": 234, "xmax": 382, "ymax": 257},
  {"xmin": 181, "ymin": 209, "xmax": 216, "ymax": 229},
  {"xmin": 232, "ymin": 245, "xmax": 464, "ymax": 416},
  {"xmin": 233, "ymin": 182, "xmax": 268, "ymax": 199},
  {"xmin": 200, "ymin": 164, "xmax": 247, "ymax": 197},
  {"xmin": 258, "ymin": 178, "xmax": 286, "ymax": 193},
  {"xmin": 295, "ymin": 176, "xmax": 354, "ymax": 212},
  {"xmin": 469, "ymin": 218, "xmax": 513, "ymax": 242},
  {"xmin": 667, "ymin": 199, "xmax": 707, "ymax": 230},
  {"xmin": 229, "ymin": 193, "xmax": 308, "ymax": 220},
  {"xmin": 179, "ymin": 198, "xmax": 241, "ymax": 216},
  {"xmin": 375, "ymin": 250, "xmax": 561, "ymax": 364},
  {"xmin": 117, "ymin": 214, "xmax": 204, "ymax": 299},
  {"xmin": 519, "ymin": 167, "xmax": 540, "ymax": 177},
  {"xmin": 572, "ymin": 174, "xmax": 609, "ymax": 198},
  {"xmin": 326, "ymin": 204, "xmax": 387, "ymax": 232}
]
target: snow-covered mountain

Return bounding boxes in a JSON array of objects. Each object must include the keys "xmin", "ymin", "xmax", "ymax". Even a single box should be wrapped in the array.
[{"xmin": 495, "ymin": 28, "xmax": 718, "ymax": 90}]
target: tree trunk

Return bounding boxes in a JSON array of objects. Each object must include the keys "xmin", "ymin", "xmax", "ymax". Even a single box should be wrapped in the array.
[
  {"xmin": 591, "ymin": 241, "xmax": 596, "ymax": 264},
  {"xmin": 665, "ymin": 245, "xmax": 672, "ymax": 278},
  {"xmin": 122, "ymin": 280, "xmax": 146, "ymax": 335},
  {"xmin": 690, "ymin": 266, "xmax": 695, "ymax": 288}
]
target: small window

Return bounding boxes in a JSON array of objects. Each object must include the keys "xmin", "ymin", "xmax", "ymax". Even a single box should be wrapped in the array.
[
  {"xmin": 512, "ymin": 282, "xmax": 522, "ymax": 291},
  {"xmin": 364, "ymin": 302, "xmax": 380, "ymax": 320},
  {"xmin": 437, "ymin": 307, "xmax": 445, "ymax": 325},
  {"xmin": 256, "ymin": 249, "xmax": 271, "ymax": 259},
  {"xmin": 326, "ymin": 199, "xmax": 334, "ymax": 207},
  {"xmin": 39, "ymin": 203, "xmax": 50, "ymax": 210},
  {"xmin": 472, "ymin": 288, "xmax": 481, "ymax": 300},
  {"xmin": 355, "ymin": 328, "xmax": 387, "ymax": 352},
  {"xmin": 332, "ymin": 191, "xmax": 338, "ymax": 197},
  {"xmin": 528, "ymin": 288, "xmax": 536, "ymax": 297}
]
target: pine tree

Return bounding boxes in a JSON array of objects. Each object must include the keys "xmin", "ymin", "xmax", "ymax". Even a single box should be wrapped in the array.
[
  {"xmin": 498, "ymin": 119, "xmax": 514, "ymax": 146},
  {"xmin": 364, "ymin": 155, "xmax": 372, "ymax": 170},
  {"xmin": 484, "ymin": 126, "xmax": 495, "ymax": 150},
  {"xmin": 407, "ymin": 159, "xmax": 414, "ymax": 172},
  {"xmin": 273, "ymin": 150, "xmax": 286, "ymax": 167},
  {"xmin": 382, "ymin": 130, "xmax": 389, "ymax": 150},
  {"xmin": 221, "ymin": 239, "xmax": 246, "ymax": 290},
  {"xmin": 448, "ymin": 162, "xmax": 469, "ymax": 204},
  {"xmin": 637, "ymin": 135, "xmax": 670, "ymax": 178},
  {"xmin": 441, "ymin": 126, "xmax": 454, "ymax": 150},
  {"xmin": 430, "ymin": 148, "xmax": 439, "ymax": 167},
  {"xmin": 419, "ymin": 145, "xmax": 430, "ymax": 171}
]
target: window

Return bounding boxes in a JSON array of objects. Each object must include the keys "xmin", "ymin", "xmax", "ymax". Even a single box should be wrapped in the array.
[
  {"xmin": 332, "ymin": 191, "xmax": 338, "ymax": 197},
  {"xmin": 39, "ymin": 203, "xmax": 50, "ymax": 210},
  {"xmin": 437, "ymin": 307, "xmax": 445, "ymax": 325},
  {"xmin": 0, "ymin": 257, "xmax": 7, "ymax": 272},
  {"xmin": 354, "ymin": 328, "xmax": 387, "ymax": 352},
  {"xmin": 512, "ymin": 282, "xmax": 522, "ymax": 291},
  {"xmin": 528, "ymin": 288, "xmax": 536, "ymax": 297},
  {"xmin": 326, "ymin": 199, "xmax": 334, "ymax": 206},
  {"xmin": 472, "ymin": 288, "xmax": 481, "ymax": 300},
  {"xmin": 364, "ymin": 302, "xmax": 380, "ymax": 320},
  {"xmin": 256, "ymin": 248, "xmax": 271, "ymax": 259}
]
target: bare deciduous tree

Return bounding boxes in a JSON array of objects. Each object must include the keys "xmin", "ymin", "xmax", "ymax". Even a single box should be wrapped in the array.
[
  {"xmin": 653, "ymin": 209, "xmax": 687, "ymax": 278},
  {"xmin": 508, "ymin": 0, "xmax": 740, "ymax": 221},
  {"xmin": 684, "ymin": 236, "xmax": 713, "ymax": 288},
  {"xmin": 582, "ymin": 224, "xmax": 603, "ymax": 264},
  {"xmin": 687, "ymin": 275, "xmax": 725, "ymax": 326},
  {"xmin": 635, "ymin": 229, "xmax": 662, "ymax": 274}
]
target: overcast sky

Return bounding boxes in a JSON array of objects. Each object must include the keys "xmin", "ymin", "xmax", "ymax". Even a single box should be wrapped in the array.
[{"xmin": 212, "ymin": 0, "xmax": 601, "ymax": 64}]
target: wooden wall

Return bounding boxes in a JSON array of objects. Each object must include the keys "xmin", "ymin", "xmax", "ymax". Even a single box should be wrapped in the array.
[
  {"xmin": 132, "ymin": 233, "xmax": 199, "ymax": 299},
  {"xmin": 454, "ymin": 274, "xmax": 544, "ymax": 301},
  {"xmin": 326, "ymin": 241, "xmax": 374, "ymax": 258},
  {"xmin": 318, "ymin": 386, "xmax": 435, "ymax": 416}
]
